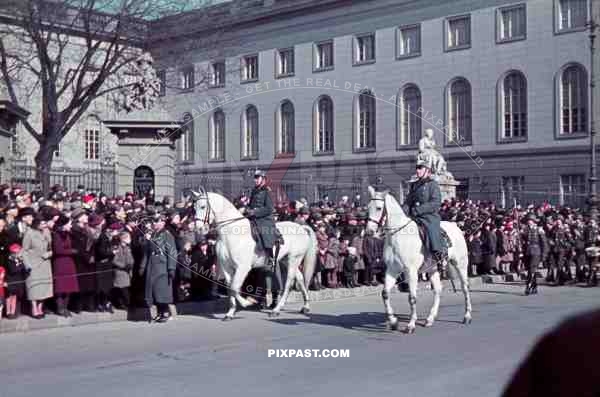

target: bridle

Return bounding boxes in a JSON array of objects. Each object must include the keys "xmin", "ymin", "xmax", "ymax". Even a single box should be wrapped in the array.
[
  {"xmin": 194, "ymin": 189, "xmax": 247, "ymax": 229},
  {"xmin": 367, "ymin": 196, "xmax": 414, "ymax": 237}
]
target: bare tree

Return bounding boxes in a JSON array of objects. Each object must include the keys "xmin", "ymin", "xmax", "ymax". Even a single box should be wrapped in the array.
[{"xmin": 0, "ymin": 0, "xmax": 211, "ymax": 191}]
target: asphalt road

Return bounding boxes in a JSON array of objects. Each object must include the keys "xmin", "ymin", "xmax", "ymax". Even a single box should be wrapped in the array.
[{"xmin": 2, "ymin": 283, "xmax": 600, "ymax": 397}]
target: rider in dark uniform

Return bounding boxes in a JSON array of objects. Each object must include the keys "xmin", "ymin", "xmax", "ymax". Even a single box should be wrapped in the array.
[
  {"xmin": 403, "ymin": 158, "xmax": 447, "ymax": 275},
  {"xmin": 245, "ymin": 169, "xmax": 282, "ymax": 309}
]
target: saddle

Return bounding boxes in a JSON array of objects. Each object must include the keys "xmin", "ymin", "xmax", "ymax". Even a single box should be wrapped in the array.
[
  {"xmin": 413, "ymin": 220, "xmax": 452, "ymax": 274},
  {"xmin": 414, "ymin": 221, "xmax": 452, "ymax": 250},
  {"xmin": 248, "ymin": 219, "xmax": 285, "ymax": 246}
]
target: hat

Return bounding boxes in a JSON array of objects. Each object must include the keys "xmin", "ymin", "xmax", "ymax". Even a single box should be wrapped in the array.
[
  {"xmin": 88, "ymin": 214, "xmax": 104, "ymax": 227},
  {"xmin": 312, "ymin": 213, "xmax": 323, "ymax": 221},
  {"xmin": 254, "ymin": 169, "xmax": 266, "ymax": 178},
  {"xmin": 18, "ymin": 207, "xmax": 35, "ymax": 218},
  {"xmin": 71, "ymin": 208, "xmax": 87, "ymax": 221},
  {"xmin": 82, "ymin": 195, "xmax": 95, "ymax": 204},
  {"xmin": 55, "ymin": 214, "xmax": 71, "ymax": 228},
  {"xmin": 8, "ymin": 243, "xmax": 21, "ymax": 253},
  {"xmin": 108, "ymin": 222, "xmax": 124, "ymax": 231},
  {"xmin": 416, "ymin": 158, "xmax": 432, "ymax": 169},
  {"xmin": 298, "ymin": 207, "xmax": 310, "ymax": 215},
  {"xmin": 525, "ymin": 213, "xmax": 537, "ymax": 222}
]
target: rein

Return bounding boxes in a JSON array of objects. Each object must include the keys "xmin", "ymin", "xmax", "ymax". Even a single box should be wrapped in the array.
[
  {"xmin": 196, "ymin": 192, "xmax": 248, "ymax": 229},
  {"xmin": 368, "ymin": 197, "xmax": 415, "ymax": 237}
]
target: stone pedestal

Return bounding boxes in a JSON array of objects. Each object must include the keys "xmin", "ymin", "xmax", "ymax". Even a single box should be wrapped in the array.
[
  {"xmin": 104, "ymin": 114, "xmax": 182, "ymax": 201},
  {"xmin": 437, "ymin": 176, "xmax": 460, "ymax": 201}
]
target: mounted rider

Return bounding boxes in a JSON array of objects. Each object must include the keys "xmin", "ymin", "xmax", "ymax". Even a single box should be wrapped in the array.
[
  {"xmin": 403, "ymin": 157, "xmax": 448, "ymax": 275},
  {"xmin": 245, "ymin": 170, "xmax": 284, "ymax": 309}
]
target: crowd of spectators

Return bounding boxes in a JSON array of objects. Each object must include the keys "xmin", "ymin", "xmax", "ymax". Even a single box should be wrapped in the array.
[{"xmin": 0, "ymin": 183, "xmax": 598, "ymax": 321}]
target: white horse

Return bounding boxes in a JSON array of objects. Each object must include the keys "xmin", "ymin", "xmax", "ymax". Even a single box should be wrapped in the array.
[
  {"xmin": 192, "ymin": 189, "xmax": 318, "ymax": 320},
  {"xmin": 365, "ymin": 186, "xmax": 472, "ymax": 333}
]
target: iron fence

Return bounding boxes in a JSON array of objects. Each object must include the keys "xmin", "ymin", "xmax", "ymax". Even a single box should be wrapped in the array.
[{"xmin": 8, "ymin": 161, "xmax": 117, "ymax": 196}]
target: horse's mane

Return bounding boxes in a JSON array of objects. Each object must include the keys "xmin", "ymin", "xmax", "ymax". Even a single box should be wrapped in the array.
[
  {"xmin": 384, "ymin": 191, "xmax": 408, "ymax": 220},
  {"xmin": 206, "ymin": 191, "xmax": 244, "ymax": 221}
]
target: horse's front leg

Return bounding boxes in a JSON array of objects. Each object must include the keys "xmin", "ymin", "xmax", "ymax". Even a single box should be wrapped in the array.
[
  {"xmin": 231, "ymin": 265, "xmax": 253, "ymax": 309},
  {"xmin": 382, "ymin": 272, "xmax": 398, "ymax": 330},
  {"xmin": 425, "ymin": 271, "xmax": 442, "ymax": 327},
  {"xmin": 221, "ymin": 267, "xmax": 236, "ymax": 321},
  {"xmin": 405, "ymin": 266, "xmax": 419, "ymax": 334}
]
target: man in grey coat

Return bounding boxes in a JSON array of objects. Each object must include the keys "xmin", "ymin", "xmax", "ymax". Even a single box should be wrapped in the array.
[
  {"xmin": 403, "ymin": 158, "xmax": 447, "ymax": 274},
  {"xmin": 139, "ymin": 212, "xmax": 177, "ymax": 323}
]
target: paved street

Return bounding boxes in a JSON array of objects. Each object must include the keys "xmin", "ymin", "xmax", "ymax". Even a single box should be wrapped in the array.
[{"xmin": 2, "ymin": 283, "xmax": 599, "ymax": 397}]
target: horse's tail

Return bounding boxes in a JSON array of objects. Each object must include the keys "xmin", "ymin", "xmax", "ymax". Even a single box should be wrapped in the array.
[{"xmin": 300, "ymin": 225, "xmax": 318, "ymax": 290}]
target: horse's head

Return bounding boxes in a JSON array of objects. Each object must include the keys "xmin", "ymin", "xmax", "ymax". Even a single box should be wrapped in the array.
[
  {"xmin": 366, "ymin": 185, "xmax": 388, "ymax": 236},
  {"xmin": 190, "ymin": 187, "xmax": 213, "ymax": 226}
]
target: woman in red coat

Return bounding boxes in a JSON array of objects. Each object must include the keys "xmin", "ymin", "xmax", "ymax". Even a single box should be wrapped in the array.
[{"xmin": 52, "ymin": 215, "xmax": 79, "ymax": 317}]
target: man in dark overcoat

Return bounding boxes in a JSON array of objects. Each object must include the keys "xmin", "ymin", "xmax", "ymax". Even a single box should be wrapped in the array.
[
  {"xmin": 522, "ymin": 213, "xmax": 544, "ymax": 295},
  {"xmin": 139, "ymin": 213, "xmax": 177, "ymax": 322},
  {"xmin": 403, "ymin": 158, "xmax": 446, "ymax": 273},
  {"xmin": 245, "ymin": 169, "xmax": 282, "ymax": 309}
]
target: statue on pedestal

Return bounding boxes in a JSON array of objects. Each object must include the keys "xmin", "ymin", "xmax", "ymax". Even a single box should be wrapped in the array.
[{"xmin": 416, "ymin": 128, "xmax": 453, "ymax": 181}]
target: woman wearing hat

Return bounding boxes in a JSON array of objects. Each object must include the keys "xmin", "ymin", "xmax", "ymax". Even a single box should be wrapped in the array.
[
  {"xmin": 22, "ymin": 214, "xmax": 53, "ymax": 319},
  {"xmin": 52, "ymin": 215, "xmax": 80, "ymax": 317}
]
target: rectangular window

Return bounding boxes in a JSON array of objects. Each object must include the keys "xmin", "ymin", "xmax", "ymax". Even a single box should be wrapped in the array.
[
  {"xmin": 560, "ymin": 174, "xmax": 586, "ymax": 207},
  {"xmin": 276, "ymin": 48, "xmax": 294, "ymax": 78},
  {"xmin": 157, "ymin": 70, "xmax": 166, "ymax": 96},
  {"xmin": 85, "ymin": 129, "xmax": 100, "ymax": 160},
  {"xmin": 241, "ymin": 54, "xmax": 258, "ymax": 82},
  {"xmin": 314, "ymin": 40, "xmax": 334, "ymax": 71},
  {"xmin": 353, "ymin": 33, "xmax": 375, "ymax": 64},
  {"xmin": 445, "ymin": 15, "xmax": 471, "ymax": 51},
  {"xmin": 180, "ymin": 66, "xmax": 194, "ymax": 90},
  {"xmin": 396, "ymin": 24, "xmax": 421, "ymax": 58},
  {"xmin": 497, "ymin": 4, "xmax": 526, "ymax": 42},
  {"xmin": 210, "ymin": 62, "xmax": 225, "ymax": 87},
  {"xmin": 556, "ymin": 0, "xmax": 588, "ymax": 32}
]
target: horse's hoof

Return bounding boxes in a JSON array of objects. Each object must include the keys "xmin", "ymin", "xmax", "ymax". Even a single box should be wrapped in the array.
[
  {"xmin": 403, "ymin": 326, "xmax": 416, "ymax": 334},
  {"xmin": 268, "ymin": 311, "xmax": 280, "ymax": 318},
  {"xmin": 389, "ymin": 321, "xmax": 399, "ymax": 331},
  {"xmin": 463, "ymin": 317, "xmax": 472, "ymax": 325},
  {"xmin": 424, "ymin": 320, "xmax": 434, "ymax": 327},
  {"xmin": 222, "ymin": 315, "xmax": 234, "ymax": 322},
  {"xmin": 299, "ymin": 307, "xmax": 310, "ymax": 315}
]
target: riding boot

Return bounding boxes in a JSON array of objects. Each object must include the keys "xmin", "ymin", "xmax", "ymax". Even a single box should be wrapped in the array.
[
  {"xmin": 531, "ymin": 276, "xmax": 538, "ymax": 295},
  {"xmin": 524, "ymin": 273, "xmax": 532, "ymax": 295}
]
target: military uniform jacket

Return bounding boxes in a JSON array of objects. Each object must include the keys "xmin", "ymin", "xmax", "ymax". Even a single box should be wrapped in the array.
[
  {"xmin": 523, "ymin": 226, "xmax": 545, "ymax": 257},
  {"xmin": 248, "ymin": 186, "xmax": 277, "ymax": 250},
  {"xmin": 403, "ymin": 177, "xmax": 443, "ymax": 253}
]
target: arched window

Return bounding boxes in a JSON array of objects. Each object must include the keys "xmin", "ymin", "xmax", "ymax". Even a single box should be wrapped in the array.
[
  {"xmin": 241, "ymin": 105, "xmax": 258, "ymax": 159},
  {"xmin": 314, "ymin": 95, "xmax": 334, "ymax": 153},
  {"xmin": 277, "ymin": 100, "xmax": 295, "ymax": 155},
  {"xmin": 558, "ymin": 64, "xmax": 588, "ymax": 136},
  {"xmin": 355, "ymin": 90, "xmax": 376, "ymax": 149},
  {"xmin": 498, "ymin": 71, "xmax": 527, "ymax": 141},
  {"xmin": 397, "ymin": 84, "xmax": 422, "ymax": 147},
  {"xmin": 179, "ymin": 113, "xmax": 194, "ymax": 161},
  {"xmin": 445, "ymin": 77, "xmax": 472, "ymax": 144},
  {"xmin": 209, "ymin": 109, "xmax": 225, "ymax": 160}
]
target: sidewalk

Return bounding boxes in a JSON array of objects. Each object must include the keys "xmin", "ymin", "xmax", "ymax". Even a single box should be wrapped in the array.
[{"xmin": 0, "ymin": 276, "xmax": 486, "ymax": 335}]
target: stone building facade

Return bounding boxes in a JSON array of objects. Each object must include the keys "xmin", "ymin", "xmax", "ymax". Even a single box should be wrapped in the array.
[{"xmin": 148, "ymin": 0, "xmax": 594, "ymax": 207}]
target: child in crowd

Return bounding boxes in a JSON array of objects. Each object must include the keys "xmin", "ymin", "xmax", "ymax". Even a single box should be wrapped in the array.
[
  {"xmin": 343, "ymin": 246, "xmax": 358, "ymax": 288},
  {"xmin": 6, "ymin": 243, "xmax": 30, "ymax": 319}
]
